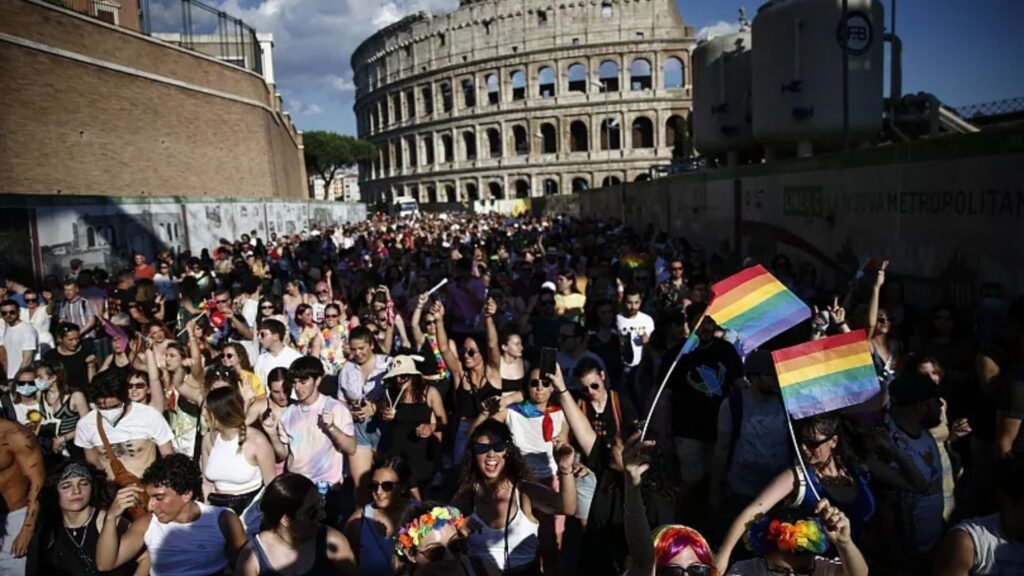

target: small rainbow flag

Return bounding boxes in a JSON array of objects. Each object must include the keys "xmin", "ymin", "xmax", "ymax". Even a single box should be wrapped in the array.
[
  {"xmin": 701, "ymin": 265, "xmax": 810, "ymax": 357},
  {"xmin": 772, "ymin": 330, "xmax": 880, "ymax": 420}
]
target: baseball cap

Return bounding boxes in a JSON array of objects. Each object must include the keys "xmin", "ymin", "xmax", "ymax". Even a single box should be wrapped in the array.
[{"xmin": 889, "ymin": 372, "xmax": 939, "ymax": 406}]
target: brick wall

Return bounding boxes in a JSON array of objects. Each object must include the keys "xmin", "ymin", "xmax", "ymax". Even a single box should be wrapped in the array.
[{"xmin": 0, "ymin": 0, "xmax": 307, "ymax": 199}]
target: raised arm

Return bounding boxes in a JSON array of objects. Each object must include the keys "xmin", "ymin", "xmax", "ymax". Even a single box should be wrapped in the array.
[
  {"xmin": 549, "ymin": 365, "xmax": 596, "ymax": 456},
  {"xmin": 866, "ymin": 260, "xmax": 888, "ymax": 339},
  {"xmin": 715, "ymin": 467, "xmax": 798, "ymax": 573},
  {"xmin": 484, "ymin": 298, "xmax": 501, "ymax": 372},
  {"xmin": 96, "ymin": 487, "xmax": 150, "ymax": 570},
  {"xmin": 145, "ymin": 347, "xmax": 165, "ymax": 413},
  {"xmin": 432, "ymin": 300, "xmax": 462, "ymax": 379},
  {"xmin": 623, "ymin": 432, "xmax": 657, "ymax": 576},
  {"xmin": 411, "ymin": 293, "xmax": 428, "ymax": 349}
]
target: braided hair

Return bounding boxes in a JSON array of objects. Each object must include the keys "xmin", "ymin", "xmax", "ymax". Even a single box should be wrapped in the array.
[{"xmin": 205, "ymin": 386, "xmax": 248, "ymax": 452}]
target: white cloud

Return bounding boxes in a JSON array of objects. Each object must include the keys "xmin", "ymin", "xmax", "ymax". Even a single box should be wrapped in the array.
[
  {"xmin": 303, "ymin": 103, "xmax": 323, "ymax": 115},
  {"xmin": 202, "ymin": 0, "xmax": 458, "ymax": 133},
  {"xmin": 697, "ymin": 20, "xmax": 741, "ymax": 41}
]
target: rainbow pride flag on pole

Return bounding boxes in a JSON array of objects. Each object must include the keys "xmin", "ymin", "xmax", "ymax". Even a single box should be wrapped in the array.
[
  {"xmin": 684, "ymin": 265, "xmax": 811, "ymax": 357},
  {"xmin": 771, "ymin": 330, "xmax": 880, "ymax": 420}
]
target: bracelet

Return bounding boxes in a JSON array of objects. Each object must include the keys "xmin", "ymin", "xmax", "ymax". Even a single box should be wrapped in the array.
[
  {"xmin": 556, "ymin": 388, "xmax": 569, "ymax": 395},
  {"xmin": 557, "ymin": 470, "xmax": 573, "ymax": 477}
]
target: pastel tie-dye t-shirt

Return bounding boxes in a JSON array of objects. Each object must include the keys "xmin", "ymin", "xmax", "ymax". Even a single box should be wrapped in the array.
[{"xmin": 278, "ymin": 394, "xmax": 354, "ymax": 485}]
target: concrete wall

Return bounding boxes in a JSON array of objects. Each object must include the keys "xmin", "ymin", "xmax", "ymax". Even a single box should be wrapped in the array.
[
  {"xmin": 575, "ymin": 129, "xmax": 1024, "ymax": 299},
  {"xmin": 0, "ymin": 0, "xmax": 307, "ymax": 199},
  {"xmin": 0, "ymin": 195, "xmax": 366, "ymax": 283}
]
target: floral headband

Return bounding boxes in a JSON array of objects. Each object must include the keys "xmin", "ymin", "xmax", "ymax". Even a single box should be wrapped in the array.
[
  {"xmin": 395, "ymin": 506, "xmax": 467, "ymax": 557},
  {"xmin": 744, "ymin": 514, "xmax": 829, "ymax": 556}
]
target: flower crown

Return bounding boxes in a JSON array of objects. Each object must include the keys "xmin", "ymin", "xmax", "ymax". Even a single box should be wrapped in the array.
[
  {"xmin": 744, "ymin": 514, "xmax": 829, "ymax": 556},
  {"xmin": 395, "ymin": 506, "xmax": 467, "ymax": 557}
]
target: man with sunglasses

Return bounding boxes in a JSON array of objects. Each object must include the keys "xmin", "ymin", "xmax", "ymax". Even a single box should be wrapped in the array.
[
  {"xmin": 254, "ymin": 319, "xmax": 302, "ymax": 386},
  {"xmin": 656, "ymin": 259, "xmax": 687, "ymax": 315},
  {"xmin": 1, "ymin": 299, "xmax": 38, "ymax": 380}
]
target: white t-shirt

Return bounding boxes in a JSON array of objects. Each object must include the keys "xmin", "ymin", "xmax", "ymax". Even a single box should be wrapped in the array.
[
  {"xmin": 616, "ymin": 312, "xmax": 654, "ymax": 368},
  {"xmin": 236, "ymin": 299, "xmax": 260, "ymax": 361},
  {"xmin": 727, "ymin": 557, "xmax": 845, "ymax": 576},
  {"xmin": 254, "ymin": 346, "xmax": 303, "ymax": 385},
  {"xmin": 2, "ymin": 321, "xmax": 39, "ymax": 378},
  {"xmin": 506, "ymin": 408, "xmax": 565, "ymax": 480},
  {"xmin": 74, "ymin": 402, "xmax": 174, "ymax": 451}
]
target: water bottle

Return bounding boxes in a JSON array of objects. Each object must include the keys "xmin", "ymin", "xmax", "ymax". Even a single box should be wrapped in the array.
[{"xmin": 317, "ymin": 481, "xmax": 329, "ymax": 504}]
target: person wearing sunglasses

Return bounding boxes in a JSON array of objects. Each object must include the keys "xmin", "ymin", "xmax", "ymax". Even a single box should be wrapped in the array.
[
  {"xmin": 656, "ymin": 259, "xmax": 687, "ymax": 315},
  {"xmin": 294, "ymin": 303, "xmax": 325, "ymax": 359},
  {"xmin": 452, "ymin": 420, "xmax": 574, "ymax": 576},
  {"xmin": 393, "ymin": 502, "xmax": 484, "ymax": 576},
  {"xmin": 726, "ymin": 502, "xmax": 867, "ymax": 576},
  {"xmin": 859, "ymin": 260, "xmax": 901, "ymax": 424},
  {"xmin": 622, "ymin": 432, "xmax": 718, "ymax": 576},
  {"xmin": 161, "ymin": 332, "xmax": 206, "ymax": 458},
  {"xmin": 344, "ymin": 455, "xmax": 414, "ymax": 576},
  {"xmin": 20, "ymin": 289, "xmax": 55, "ymax": 354},
  {"xmin": 1, "ymin": 299, "xmax": 38, "ymax": 380}
]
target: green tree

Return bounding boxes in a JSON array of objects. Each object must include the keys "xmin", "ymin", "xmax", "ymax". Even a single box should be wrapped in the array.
[{"xmin": 303, "ymin": 131, "xmax": 376, "ymax": 199}]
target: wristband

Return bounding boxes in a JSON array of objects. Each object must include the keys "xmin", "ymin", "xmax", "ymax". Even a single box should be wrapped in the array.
[
  {"xmin": 557, "ymin": 470, "xmax": 573, "ymax": 476},
  {"xmin": 556, "ymin": 388, "xmax": 569, "ymax": 395}
]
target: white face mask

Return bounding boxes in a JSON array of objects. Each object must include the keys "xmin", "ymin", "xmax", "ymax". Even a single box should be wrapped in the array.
[
  {"xmin": 35, "ymin": 378, "xmax": 51, "ymax": 391},
  {"xmin": 99, "ymin": 405, "xmax": 125, "ymax": 426}
]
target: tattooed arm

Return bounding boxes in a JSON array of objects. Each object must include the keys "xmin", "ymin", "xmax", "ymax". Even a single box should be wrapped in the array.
[{"xmin": 11, "ymin": 428, "xmax": 45, "ymax": 557}]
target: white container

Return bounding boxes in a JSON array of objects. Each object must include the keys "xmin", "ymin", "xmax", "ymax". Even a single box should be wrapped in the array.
[
  {"xmin": 692, "ymin": 28, "xmax": 757, "ymax": 162},
  {"xmin": 752, "ymin": 0, "xmax": 885, "ymax": 155}
]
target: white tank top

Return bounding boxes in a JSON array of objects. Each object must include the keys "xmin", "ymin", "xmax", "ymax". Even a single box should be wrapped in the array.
[
  {"xmin": 204, "ymin": 433, "xmax": 263, "ymax": 494},
  {"xmin": 467, "ymin": 486, "xmax": 539, "ymax": 572},
  {"xmin": 144, "ymin": 502, "xmax": 230, "ymax": 576},
  {"xmin": 954, "ymin": 513, "xmax": 1024, "ymax": 575}
]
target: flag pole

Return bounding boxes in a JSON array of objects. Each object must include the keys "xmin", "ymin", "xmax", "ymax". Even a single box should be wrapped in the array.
[
  {"xmin": 784, "ymin": 411, "xmax": 822, "ymax": 502},
  {"xmin": 640, "ymin": 312, "xmax": 706, "ymax": 441}
]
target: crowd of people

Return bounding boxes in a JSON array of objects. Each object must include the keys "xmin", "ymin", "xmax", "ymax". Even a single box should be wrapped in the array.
[{"xmin": 0, "ymin": 211, "xmax": 1021, "ymax": 576}]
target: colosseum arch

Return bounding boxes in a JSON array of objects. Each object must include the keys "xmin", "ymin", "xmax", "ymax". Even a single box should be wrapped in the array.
[
  {"xmin": 600, "ymin": 118, "xmax": 621, "ymax": 150},
  {"xmin": 543, "ymin": 178, "xmax": 559, "ymax": 196},
  {"xmin": 427, "ymin": 185, "xmax": 438, "ymax": 203},
  {"xmin": 405, "ymin": 89, "xmax": 415, "ymax": 118},
  {"xmin": 630, "ymin": 58, "xmax": 652, "ymax": 91},
  {"xmin": 635, "ymin": 173, "xmax": 651, "ymax": 182},
  {"xmin": 421, "ymin": 85, "xmax": 434, "ymax": 115},
  {"xmin": 441, "ymin": 134, "xmax": 454, "ymax": 163},
  {"xmin": 465, "ymin": 182, "xmax": 479, "ymax": 201},
  {"xmin": 664, "ymin": 56, "xmax": 685, "ymax": 89},
  {"xmin": 510, "ymin": 70, "xmax": 526, "ymax": 101},
  {"xmin": 571, "ymin": 177, "xmax": 589, "ymax": 192},
  {"xmin": 601, "ymin": 175, "xmax": 622, "ymax": 187},
  {"xmin": 423, "ymin": 135, "xmax": 435, "ymax": 165},
  {"xmin": 666, "ymin": 114, "xmax": 686, "ymax": 148},
  {"xmin": 488, "ymin": 181, "xmax": 503, "ymax": 199},
  {"xmin": 539, "ymin": 123, "xmax": 557, "ymax": 154},
  {"xmin": 538, "ymin": 66, "xmax": 556, "ymax": 98},
  {"xmin": 461, "ymin": 78, "xmax": 476, "ymax": 108},
  {"xmin": 567, "ymin": 63, "xmax": 587, "ymax": 93},
  {"xmin": 632, "ymin": 116, "xmax": 654, "ymax": 148},
  {"xmin": 443, "ymin": 184, "xmax": 456, "ymax": 202},
  {"xmin": 570, "ymin": 120, "xmax": 589, "ymax": 152},
  {"xmin": 486, "ymin": 74, "xmax": 499, "ymax": 105},
  {"xmin": 599, "ymin": 60, "xmax": 620, "ymax": 92},
  {"xmin": 486, "ymin": 128, "xmax": 502, "ymax": 158},
  {"xmin": 512, "ymin": 125, "xmax": 529, "ymax": 155},
  {"xmin": 440, "ymin": 82, "xmax": 453, "ymax": 112},
  {"xmin": 514, "ymin": 179, "xmax": 530, "ymax": 198},
  {"xmin": 462, "ymin": 130, "xmax": 477, "ymax": 160}
]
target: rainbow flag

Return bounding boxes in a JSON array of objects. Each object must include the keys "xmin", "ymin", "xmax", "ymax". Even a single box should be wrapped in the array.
[
  {"xmin": 772, "ymin": 330, "xmax": 880, "ymax": 420},
  {"xmin": 702, "ymin": 265, "xmax": 810, "ymax": 357}
]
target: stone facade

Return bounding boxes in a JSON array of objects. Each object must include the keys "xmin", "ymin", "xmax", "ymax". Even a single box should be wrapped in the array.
[{"xmin": 351, "ymin": 0, "xmax": 696, "ymax": 204}]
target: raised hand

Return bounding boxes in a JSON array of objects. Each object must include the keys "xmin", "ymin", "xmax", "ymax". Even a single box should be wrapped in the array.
[
  {"xmin": 829, "ymin": 296, "xmax": 847, "ymax": 325},
  {"xmin": 875, "ymin": 260, "xmax": 890, "ymax": 288},
  {"xmin": 484, "ymin": 297, "xmax": 498, "ymax": 318},
  {"xmin": 622, "ymin": 431, "xmax": 655, "ymax": 488},
  {"xmin": 109, "ymin": 485, "xmax": 146, "ymax": 518},
  {"xmin": 816, "ymin": 498, "xmax": 852, "ymax": 547}
]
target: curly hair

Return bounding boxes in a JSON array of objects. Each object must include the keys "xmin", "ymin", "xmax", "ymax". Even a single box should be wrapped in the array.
[
  {"xmin": 141, "ymin": 453, "xmax": 202, "ymax": 499},
  {"xmin": 86, "ymin": 368, "xmax": 129, "ymax": 403},
  {"xmin": 42, "ymin": 461, "xmax": 111, "ymax": 517},
  {"xmin": 454, "ymin": 420, "xmax": 534, "ymax": 504}
]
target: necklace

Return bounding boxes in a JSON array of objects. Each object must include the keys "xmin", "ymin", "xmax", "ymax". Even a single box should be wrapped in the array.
[{"xmin": 64, "ymin": 507, "xmax": 97, "ymax": 550}]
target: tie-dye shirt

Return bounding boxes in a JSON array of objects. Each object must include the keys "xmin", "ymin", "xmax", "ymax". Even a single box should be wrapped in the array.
[{"xmin": 277, "ymin": 394, "xmax": 354, "ymax": 484}]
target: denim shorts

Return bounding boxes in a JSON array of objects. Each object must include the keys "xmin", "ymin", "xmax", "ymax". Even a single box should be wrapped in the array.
[
  {"xmin": 354, "ymin": 418, "xmax": 382, "ymax": 449},
  {"xmin": 575, "ymin": 465, "xmax": 597, "ymax": 520}
]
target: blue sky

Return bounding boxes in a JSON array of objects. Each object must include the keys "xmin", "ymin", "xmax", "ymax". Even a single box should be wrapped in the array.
[{"xmin": 220, "ymin": 0, "xmax": 1024, "ymax": 136}]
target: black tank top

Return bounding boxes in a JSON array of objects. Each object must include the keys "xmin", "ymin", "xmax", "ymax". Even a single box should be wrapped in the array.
[
  {"xmin": 454, "ymin": 372, "xmax": 501, "ymax": 420},
  {"xmin": 41, "ymin": 512, "xmax": 134, "ymax": 576}
]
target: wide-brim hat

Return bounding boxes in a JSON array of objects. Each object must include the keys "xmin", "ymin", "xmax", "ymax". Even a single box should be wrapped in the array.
[{"xmin": 384, "ymin": 355, "xmax": 422, "ymax": 380}]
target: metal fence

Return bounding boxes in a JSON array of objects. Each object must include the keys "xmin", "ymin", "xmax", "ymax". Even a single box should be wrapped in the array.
[
  {"xmin": 141, "ymin": 0, "xmax": 262, "ymax": 75},
  {"xmin": 954, "ymin": 97, "xmax": 1024, "ymax": 122}
]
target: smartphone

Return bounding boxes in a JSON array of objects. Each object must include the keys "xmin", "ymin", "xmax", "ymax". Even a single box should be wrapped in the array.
[{"xmin": 540, "ymin": 347, "xmax": 557, "ymax": 378}]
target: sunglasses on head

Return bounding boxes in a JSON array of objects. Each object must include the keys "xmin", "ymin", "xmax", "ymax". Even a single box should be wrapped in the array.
[
  {"xmin": 655, "ymin": 565, "xmax": 713, "ymax": 576},
  {"xmin": 369, "ymin": 481, "xmax": 396, "ymax": 492},
  {"xmin": 529, "ymin": 379, "xmax": 552, "ymax": 389},
  {"xmin": 419, "ymin": 536, "xmax": 468, "ymax": 562},
  {"xmin": 472, "ymin": 439, "xmax": 508, "ymax": 455}
]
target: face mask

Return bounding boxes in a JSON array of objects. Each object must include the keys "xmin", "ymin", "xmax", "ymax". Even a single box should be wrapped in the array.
[
  {"xmin": 35, "ymin": 378, "xmax": 50, "ymax": 391},
  {"xmin": 99, "ymin": 405, "xmax": 125, "ymax": 427},
  {"xmin": 16, "ymin": 384, "xmax": 39, "ymax": 396}
]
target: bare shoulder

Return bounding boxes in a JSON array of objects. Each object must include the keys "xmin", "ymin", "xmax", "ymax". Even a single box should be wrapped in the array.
[{"xmin": 325, "ymin": 525, "xmax": 355, "ymax": 557}]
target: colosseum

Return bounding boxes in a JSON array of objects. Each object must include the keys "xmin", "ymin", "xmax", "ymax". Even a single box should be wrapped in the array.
[{"xmin": 351, "ymin": 0, "xmax": 696, "ymax": 204}]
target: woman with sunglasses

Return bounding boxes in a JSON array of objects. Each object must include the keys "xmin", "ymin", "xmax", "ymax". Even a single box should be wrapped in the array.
[
  {"xmin": 294, "ymin": 303, "xmax": 325, "ymax": 359},
  {"xmin": 622, "ymin": 432, "xmax": 718, "ymax": 576},
  {"xmin": 344, "ymin": 455, "xmax": 413, "ymax": 576},
  {"xmin": 454, "ymin": 419, "xmax": 576, "ymax": 576},
  {"xmin": 714, "ymin": 414, "xmax": 890, "ymax": 573},
  {"xmin": 236, "ymin": 473, "xmax": 358, "ymax": 576},
  {"xmin": 282, "ymin": 280, "xmax": 305, "ymax": 341},
  {"xmin": 201, "ymin": 386, "xmax": 276, "ymax": 515},
  {"xmin": 432, "ymin": 300, "xmax": 503, "ymax": 465},
  {"xmin": 394, "ymin": 502, "xmax": 488, "ymax": 576},
  {"xmin": 221, "ymin": 342, "xmax": 267, "ymax": 409},
  {"xmin": 860, "ymin": 260, "xmax": 902, "ymax": 423},
  {"xmin": 411, "ymin": 295, "xmax": 451, "ymax": 396},
  {"xmin": 482, "ymin": 297, "xmax": 530, "ymax": 396},
  {"xmin": 21, "ymin": 289, "xmax": 55, "ymax": 353},
  {"xmin": 725, "ymin": 503, "xmax": 867, "ymax": 576},
  {"xmin": 320, "ymin": 302, "xmax": 352, "ymax": 377}
]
